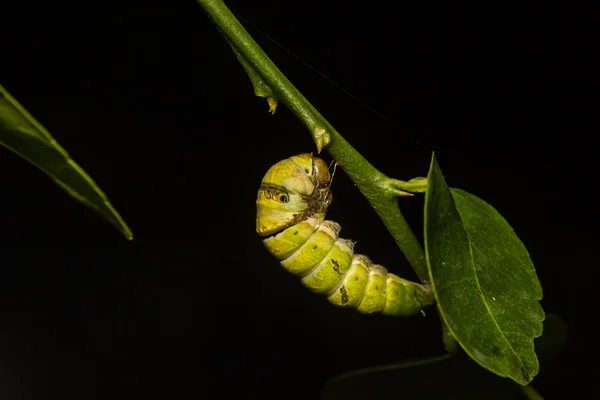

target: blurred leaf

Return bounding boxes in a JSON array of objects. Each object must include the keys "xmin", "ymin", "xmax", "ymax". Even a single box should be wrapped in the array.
[
  {"xmin": 424, "ymin": 154, "xmax": 544, "ymax": 385},
  {"xmin": 0, "ymin": 84, "xmax": 133, "ymax": 240},
  {"xmin": 534, "ymin": 313, "xmax": 567, "ymax": 371},
  {"xmin": 322, "ymin": 355, "xmax": 517, "ymax": 400},
  {"xmin": 322, "ymin": 314, "xmax": 566, "ymax": 400}
]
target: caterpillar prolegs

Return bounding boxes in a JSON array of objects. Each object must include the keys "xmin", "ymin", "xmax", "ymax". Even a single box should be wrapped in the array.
[{"xmin": 256, "ymin": 153, "xmax": 432, "ymax": 316}]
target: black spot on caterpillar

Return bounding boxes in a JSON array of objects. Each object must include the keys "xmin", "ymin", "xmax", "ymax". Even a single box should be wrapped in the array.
[
  {"xmin": 340, "ymin": 286, "xmax": 349, "ymax": 305},
  {"xmin": 332, "ymin": 259, "xmax": 341, "ymax": 275}
]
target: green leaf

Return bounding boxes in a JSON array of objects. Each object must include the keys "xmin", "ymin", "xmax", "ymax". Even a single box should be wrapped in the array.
[
  {"xmin": 424, "ymin": 153, "xmax": 544, "ymax": 385},
  {"xmin": 321, "ymin": 313, "xmax": 566, "ymax": 400},
  {"xmin": 0, "ymin": 84, "xmax": 133, "ymax": 240}
]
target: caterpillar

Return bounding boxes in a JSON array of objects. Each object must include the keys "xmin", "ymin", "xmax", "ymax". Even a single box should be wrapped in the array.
[{"xmin": 256, "ymin": 153, "xmax": 432, "ymax": 316}]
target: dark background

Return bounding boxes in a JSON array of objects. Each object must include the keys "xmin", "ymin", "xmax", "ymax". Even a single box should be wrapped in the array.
[{"xmin": 0, "ymin": 1, "xmax": 596, "ymax": 399}]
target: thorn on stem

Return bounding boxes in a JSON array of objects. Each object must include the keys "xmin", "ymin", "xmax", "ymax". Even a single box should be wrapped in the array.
[
  {"xmin": 395, "ymin": 190, "xmax": 414, "ymax": 197},
  {"xmin": 313, "ymin": 128, "xmax": 330, "ymax": 154}
]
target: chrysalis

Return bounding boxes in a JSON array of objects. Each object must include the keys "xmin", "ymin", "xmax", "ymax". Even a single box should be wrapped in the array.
[{"xmin": 256, "ymin": 153, "xmax": 431, "ymax": 316}]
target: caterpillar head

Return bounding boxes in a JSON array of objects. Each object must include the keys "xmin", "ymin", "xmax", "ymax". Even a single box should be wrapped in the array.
[{"xmin": 256, "ymin": 153, "xmax": 333, "ymax": 236}]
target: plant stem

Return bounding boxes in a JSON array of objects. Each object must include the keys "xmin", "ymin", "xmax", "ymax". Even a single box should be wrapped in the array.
[
  {"xmin": 198, "ymin": 0, "xmax": 429, "ymax": 283},
  {"xmin": 520, "ymin": 384, "xmax": 545, "ymax": 400}
]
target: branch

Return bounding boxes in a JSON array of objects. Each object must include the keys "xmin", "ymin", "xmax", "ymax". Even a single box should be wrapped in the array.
[{"xmin": 198, "ymin": 0, "xmax": 429, "ymax": 283}]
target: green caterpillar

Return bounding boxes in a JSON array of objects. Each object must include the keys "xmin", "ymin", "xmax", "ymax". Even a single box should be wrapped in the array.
[{"xmin": 256, "ymin": 153, "xmax": 431, "ymax": 316}]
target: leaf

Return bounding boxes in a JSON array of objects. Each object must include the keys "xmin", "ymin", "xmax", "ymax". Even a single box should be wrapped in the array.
[
  {"xmin": 322, "ymin": 355, "xmax": 517, "ymax": 400},
  {"xmin": 424, "ymin": 153, "xmax": 544, "ymax": 385},
  {"xmin": 321, "ymin": 313, "xmax": 566, "ymax": 400},
  {"xmin": 534, "ymin": 313, "xmax": 567, "ymax": 372},
  {"xmin": 0, "ymin": 84, "xmax": 133, "ymax": 240}
]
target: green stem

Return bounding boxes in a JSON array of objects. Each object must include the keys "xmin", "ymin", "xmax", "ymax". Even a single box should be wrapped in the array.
[
  {"xmin": 198, "ymin": 0, "xmax": 429, "ymax": 283},
  {"xmin": 520, "ymin": 384, "xmax": 545, "ymax": 400}
]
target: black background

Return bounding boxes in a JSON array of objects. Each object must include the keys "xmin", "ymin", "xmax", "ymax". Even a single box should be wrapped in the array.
[{"xmin": 0, "ymin": 1, "xmax": 596, "ymax": 399}]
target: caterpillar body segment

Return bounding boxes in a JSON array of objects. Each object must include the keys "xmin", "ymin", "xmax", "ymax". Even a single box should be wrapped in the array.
[
  {"xmin": 301, "ymin": 238, "xmax": 354, "ymax": 294},
  {"xmin": 256, "ymin": 153, "xmax": 431, "ymax": 316}
]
